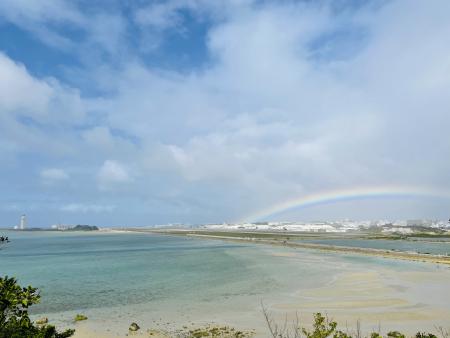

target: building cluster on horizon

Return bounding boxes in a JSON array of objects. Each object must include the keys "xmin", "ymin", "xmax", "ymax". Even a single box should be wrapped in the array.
[
  {"xmin": 199, "ymin": 219, "xmax": 450, "ymax": 234},
  {"xmin": 51, "ymin": 223, "xmax": 71, "ymax": 231}
]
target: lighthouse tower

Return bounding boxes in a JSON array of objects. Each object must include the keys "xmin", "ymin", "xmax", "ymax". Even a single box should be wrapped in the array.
[{"xmin": 20, "ymin": 214, "xmax": 27, "ymax": 230}]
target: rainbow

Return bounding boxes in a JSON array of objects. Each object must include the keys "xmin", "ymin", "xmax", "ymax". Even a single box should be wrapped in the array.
[{"xmin": 239, "ymin": 185, "xmax": 450, "ymax": 223}]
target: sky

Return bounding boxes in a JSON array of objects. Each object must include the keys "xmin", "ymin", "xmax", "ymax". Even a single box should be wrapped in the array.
[{"xmin": 0, "ymin": 0, "xmax": 449, "ymax": 227}]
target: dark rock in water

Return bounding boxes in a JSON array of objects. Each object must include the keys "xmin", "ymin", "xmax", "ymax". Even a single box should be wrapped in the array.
[
  {"xmin": 129, "ymin": 322, "xmax": 140, "ymax": 331},
  {"xmin": 35, "ymin": 317, "xmax": 48, "ymax": 325}
]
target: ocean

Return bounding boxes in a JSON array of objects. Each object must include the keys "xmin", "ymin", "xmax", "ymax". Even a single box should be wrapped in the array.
[{"xmin": 1, "ymin": 230, "xmax": 450, "ymax": 336}]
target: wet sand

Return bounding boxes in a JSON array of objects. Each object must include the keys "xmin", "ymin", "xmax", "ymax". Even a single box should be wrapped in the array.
[
  {"xmin": 272, "ymin": 269, "xmax": 450, "ymax": 332},
  {"xmin": 67, "ymin": 265, "xmax": 450, "ymax": 338},
  {"xmin": 176, "ymin": 232, "xmax": 450, "ymax": 265}
]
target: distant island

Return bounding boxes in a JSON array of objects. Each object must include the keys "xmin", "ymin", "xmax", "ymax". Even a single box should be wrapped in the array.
[
  {"xmin": 50, "ymin": 224, "xmax": 99, "ymax": 231},
  {"xmin": 69, "ymin": 224, "xmax": 99, "ymax": 231}
]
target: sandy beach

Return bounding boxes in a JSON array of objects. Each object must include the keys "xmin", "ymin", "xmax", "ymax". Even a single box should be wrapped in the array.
[{"xmin": 65, "ymin": 265, "xmax": 450, "ymax": 338}]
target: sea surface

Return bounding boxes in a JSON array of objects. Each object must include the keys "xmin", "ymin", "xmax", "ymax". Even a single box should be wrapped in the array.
[
  {"xmin": 0, "ymin": 230, "xmax": 336, "ymax": 314},
  {"xmin": 1, "ymin": 230, "xmax": 450, "ymax": 336}
]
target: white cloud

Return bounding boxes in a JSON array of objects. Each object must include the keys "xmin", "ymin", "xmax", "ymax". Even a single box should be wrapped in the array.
[
  {"xmin": 40, "ymin": 168, "xmax": 69, "ymax": 181},
  {"xmin": 133, "ymin": 0, "xmax": 231, "ymax": 31},
  {"xmin": 87, "ymin": 13, "xmax": 127, "ymax": 55},
  {"xmin": 0, "ymin": 0, "xmax": 84, "ymax": 25},
  {"xmin": 97, "ymin": 160, "xmax": 131, "ymax": 187},
  {"xmin": 82, "ymin": 127, "xmax": 115, "ymax": 149},
  {"xmin": 0, "ymin": 52, "xmax": 86, "ymax": 162},
  {"xmin": 0, "ymin": 52, "xmax": 53, "ymax": 114},
  {"xmin": 135, "ymin": 2, "xmax": 184, "ymax": 31},
  {"xmin": 60, "ymin": 203, "xmax": 116, "ymax": 213},
  {"xmin": 0, "ymin": 0, "xmax": 85, "ymax": 50},
  {"xmin": 0, "ymin": 52, "xmax": 85, "ymax": 123},
  {"xmin": 110, "ymin": 0, "xmax": 450, "ymax": 220},
  {"xmin": 0, "ymin": 1, "xmax": 127, "ymax": 57},
  {"xmin": 2, "ymin": 0, "xmax": 450, "ymax": 224}
]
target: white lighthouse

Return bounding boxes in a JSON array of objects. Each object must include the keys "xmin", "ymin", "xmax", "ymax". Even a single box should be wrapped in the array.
[{"xmin": 20, "ymin": 214, "xmax": 27, "ymax": 230}]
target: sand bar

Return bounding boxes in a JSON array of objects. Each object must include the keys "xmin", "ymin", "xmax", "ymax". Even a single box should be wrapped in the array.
[{"xmin": 139, "ymin": 229, "xmax": 450, "ymax": 265}]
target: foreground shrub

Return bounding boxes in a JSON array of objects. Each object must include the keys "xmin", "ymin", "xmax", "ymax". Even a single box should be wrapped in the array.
[
  {"xmin": 262, "ymin": 306, "xmax": 447, "ymax": 338},
  {"xmin": 74, "ymin": 314, "xmax": 88, "ymax": 322},
  {"xmin": 0, "ymin": 276, "xmax": 74, "ymax": 338}
]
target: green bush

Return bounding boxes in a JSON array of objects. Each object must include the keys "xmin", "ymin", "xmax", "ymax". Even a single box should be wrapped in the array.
[
  {"xmin": 264, "ymin": 310, "xmax": 445, "ymax": 338},
  {"xmin": 0, "ymin": 276, "xmax": 74, "ymax": 338},
  {"xmin": 387, "ymin": 331, "xmax": 406, "ymax": 338},
  {"xmin": 74, "ymin": 314, "xmax": 88, "ymax": 322},
  {"xmin": 301, "ymin": 313, "xmax": 337, "ymax": 338}
]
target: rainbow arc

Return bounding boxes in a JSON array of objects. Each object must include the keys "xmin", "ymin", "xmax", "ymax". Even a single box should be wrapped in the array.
[{"xmin": 239, "ymin": 185, "xmax": 450, "ymax": 223}]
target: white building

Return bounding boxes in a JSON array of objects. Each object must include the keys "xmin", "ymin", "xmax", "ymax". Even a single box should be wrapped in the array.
[
  {"xmin": 51, "ymin": 224, "xmax": 70, "ymax": 231},
  {"xmin": 20, "ymin": 214, "xmax": 27, "ymax": 230}
]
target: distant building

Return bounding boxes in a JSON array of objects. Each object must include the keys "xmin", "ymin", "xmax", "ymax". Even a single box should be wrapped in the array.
[
  {"xmin": 20, "ymin": 214, "xmax": 27, "ymax": 230},
  {"xmin": 382, "ymin": 227, "xmax": 413, "ymax": 234},
  {"xmin": 51, "ymin": 224, "xmax": 70, "ymax": 231},
  {"xmin": 406, "ymin": 219, "xmax": 432, "ymax": 227}
]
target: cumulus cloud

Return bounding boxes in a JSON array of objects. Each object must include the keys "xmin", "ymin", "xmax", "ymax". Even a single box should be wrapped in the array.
[
  {"xmin": 109, "ymin": 0, "xmax": 450, "ymax": 221},
  {"xmin": 97, "ymin": 160, "xmax": 132, "ymax": 187},
  {"xmin": 0, "ymin": 52, "xmax": 85, "ymax": 123},
  {"xmin": 0, "ymin": 52, "xmax": 86, "ymax": 163},
  {"xmin": 0, "ymin": 52, "xmax": 53, "ymax": 114}
]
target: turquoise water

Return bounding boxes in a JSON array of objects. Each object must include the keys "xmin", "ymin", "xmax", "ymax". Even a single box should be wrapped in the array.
[
  {"xmin": 0, "ymin": 230, "xmax": 335, "ymax": 315},
  {"xmin": 297, "ymin": 238, "xmax": 450, "ymax": 255},
  {"xmin": 2, "ymin": 230, "xmax": 450, "ymax": 335}
]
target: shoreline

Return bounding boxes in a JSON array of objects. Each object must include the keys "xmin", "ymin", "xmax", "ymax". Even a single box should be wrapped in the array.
[{"xmin": 134, "ymin": 229, "xmax": 450, "ymax": 266}]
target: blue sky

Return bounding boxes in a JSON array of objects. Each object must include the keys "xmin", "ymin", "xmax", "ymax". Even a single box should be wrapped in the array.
[{"xmin": 1, "ymin": 0, "xmax": 450, "ymax": 227}]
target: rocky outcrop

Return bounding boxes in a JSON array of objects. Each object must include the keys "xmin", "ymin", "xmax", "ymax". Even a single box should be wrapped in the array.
[{"xmin": 129, "ymin": 322, "xmax": 140, "ymax": 331}]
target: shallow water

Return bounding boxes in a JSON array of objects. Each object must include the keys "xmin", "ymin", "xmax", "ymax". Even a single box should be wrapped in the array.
[
  {"xmin": 0, "ymin": 230, "xmax": 336, "ymax": 314},
  {"xmin": 297, "ymin": 238, "xmax": 450, "ymax": 255},
  {"xmin": 1, "ymin": 230, "xmax": 449, "ymax": 336}
]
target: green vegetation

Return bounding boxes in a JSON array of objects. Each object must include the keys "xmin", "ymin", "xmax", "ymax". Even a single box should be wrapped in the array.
[
  {"xmin": 263, "ymin": 310, "xmax": 448, "ymax": 338},
  {"xmin": 71, "ymin": 225, "xmax": 98, "ymax": 231},
  {"xmin": 74, "ymin": 314, "xmax": 88, "ymax": 322},
  {"xmin": 0, "ymin": 276, "xmax": 74, "ymax": 338},
  {"xmin": 301, "ymin": 313, "xmax": 348, "ymax": 338},
  {"xmin": 187, "ymin": 326, "xmax": 253, "ymax": 337},
  {"xmin": 406, "ymin": 233, "xmax": 450, "ymax": 239}
]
